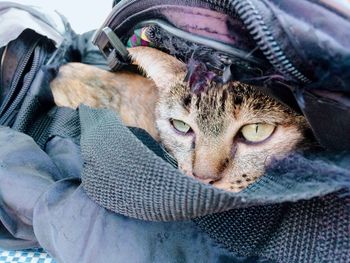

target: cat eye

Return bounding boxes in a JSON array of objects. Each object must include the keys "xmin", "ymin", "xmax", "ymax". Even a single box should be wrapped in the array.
[
  {"xmin": 240, "ymin": 123, "xmax": 275, "ymax": 143},
  {"xmin": 170, "ymin": 119, "xmax": 192, "ymax": 134}
]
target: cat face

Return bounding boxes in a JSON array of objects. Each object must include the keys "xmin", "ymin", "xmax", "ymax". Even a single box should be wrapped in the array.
[{"xmin": 129, "ymin": 47, "xmax": 309, "ymax": 192}]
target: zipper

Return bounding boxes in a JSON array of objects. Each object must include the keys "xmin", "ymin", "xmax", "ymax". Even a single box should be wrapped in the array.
[
  {"xmin": 0, "ymin": 42, "xmax": 37, "ymax": 120},
  {"xmin": 200, "ymin": 0, "xmax": 311, "ymax": 83},
  {"xmin": 99, "ymin": 0, "xmax": 311, "ymax": 84},
  {"xmin": 0, "ymin": 44, "xmax": 45, "ymax": 126}
]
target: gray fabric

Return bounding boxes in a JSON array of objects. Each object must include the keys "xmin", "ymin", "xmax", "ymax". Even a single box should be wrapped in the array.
[
  {"xmin": 45, "ymin": 136, "xmax": 82, "ymax": 180},
  {"xmin": 80, "ymin": 105, "xmax": 350, "ymax": 218},
  {"xmin": 0, "ymin": 2, "xmax": 349, "ymax": 261},
  {"xmin": 79, "ymin": 105, "xmax": 350, "ymax": 262},
  {"xmin": 195, "ymin": 193, "xmax": 350, "ymax": 262},
  {"xmin": 34, "ymin": 181, "xmax": 251, "ymax": 263},
  {"xmin": 0, "ymin": 2, "xmax": 66, "ymax": 48},
  {"xmin": 0, "ymin": 126, "xmax": 256, "ymax": 263},
  {"xmin": 0, "ymin": 127, "xmax": 56, "ymax": 249},
  {"xmin": 0, "ymin": 106, "xmax": 349, "ymax": 262}
]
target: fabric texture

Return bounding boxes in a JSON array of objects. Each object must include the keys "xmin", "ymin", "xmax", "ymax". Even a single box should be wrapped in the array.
[
  {"xmin": 0, "ymin": 248, "xmax": 54, "ymax": 263},
  {"xmin": 79, "ymin": 105, "xmax": 350, "ymax": 262},
  {"xmin": 94, "ymin": 0, "xmax": 350, "ymax": 151},
  {"xmin": 0, "ymin": 1, "xmax": 349, "ymax": 262},
  {"xmin": 0, "ymin": 2, "xmax": 66, "ymax": 48},
  {"xmin": 0, "ymin": 127, "xmax": 252, "ymax": 263}
]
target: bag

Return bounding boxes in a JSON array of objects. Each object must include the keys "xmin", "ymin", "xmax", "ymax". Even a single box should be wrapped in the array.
[
  {"xmin": 0, "ymin": 1, "xmax": 349, "ymax": 263},
  {"xmin": 0, "ymin": 2, "xmax": 77, "ymax": 148},
  {"xmin": 95, "ymin": 0, "xmax": 350, "ymax": 151},
  {"xmin": 90, "ymin": 0, "xmax": 350, "ymax": 261},
  {"xmin": 0, "ymin": 2, "xmax": 109, "ymax": 148}
]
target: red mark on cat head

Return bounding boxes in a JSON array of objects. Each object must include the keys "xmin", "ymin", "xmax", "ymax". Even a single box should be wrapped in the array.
[{"xmin": 185, "ymin": 58, "xmax": 217, "ymax": 94}]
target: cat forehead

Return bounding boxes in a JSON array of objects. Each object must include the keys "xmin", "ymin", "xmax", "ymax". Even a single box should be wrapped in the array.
[
  {"xmin": 164, "ymin": 81, "xmax": 293, "ymax": 136},
  {"xmin": 170, "ymin": 81, "xmax": 282, "ymax": 113}
]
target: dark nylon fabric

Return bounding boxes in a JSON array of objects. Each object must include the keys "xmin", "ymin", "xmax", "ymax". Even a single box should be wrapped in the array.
[
  {"xmin": 80, "ymin": 105, "xmax": 350, "ymax": 218},
  {"xmin": 3, "ymin": 106, "xmax": 348, "ymax": 262},
  {"xmin": 79, "ymin": 105, "xmax": 350, "ymax": 262},
  {"xmin": 195, "ymin": 193, "xmax": 350, "ymax": 262},
  {"xmin": 0, "ymin": 6, "xmax": 247, "ymax": 261},
  {"xmin": 0, "ymin": 2, "xmax": 349, "ymax": 263},
  {"xmin": 95, "ymin": 0, "xmax": 350, "ymax": 150},
  {"xmin": 247, "ymin": 0, "xmax": 350, "ymax": 151},
  {"xmin": 0, "ymin": 126, "xmax": 261, "ymax": 263}
]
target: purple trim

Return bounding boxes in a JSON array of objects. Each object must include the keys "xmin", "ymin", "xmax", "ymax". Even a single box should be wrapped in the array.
[{"xmin": 161, "ymin": 6, "xmax": 240, "ymax": 46}]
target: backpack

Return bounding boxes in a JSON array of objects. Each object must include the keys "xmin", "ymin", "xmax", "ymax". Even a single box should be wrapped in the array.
[
  {"xmin": 0, "ymin": 1, "xmax": 349, "ymax": 263},
  {"xmin": 98, "ymin": 0, "xmax": 350, "ymax": 151},
  {"xmin": 90, "ymin": 0, "xmax": 350, "ymax": 261},
  {"xmin": 0, "ymin": 2, "xmax": 109, "ymax": 148}
]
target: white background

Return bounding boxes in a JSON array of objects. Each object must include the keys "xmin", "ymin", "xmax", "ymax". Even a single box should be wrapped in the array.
[{"xmin": 8, "ymin": 0, "xmax": 112, "ymax": 33}]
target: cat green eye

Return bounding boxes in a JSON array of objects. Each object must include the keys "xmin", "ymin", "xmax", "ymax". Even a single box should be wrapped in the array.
[
  {"xmin": 171, "ymin": 119, "xmax": 192, "ymax": 134},
  {"xmin": 241, "ymin": 123, "xmax": 275, "ymax": 143}
]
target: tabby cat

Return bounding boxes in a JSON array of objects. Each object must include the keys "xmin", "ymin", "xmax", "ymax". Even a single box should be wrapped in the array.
[{"xmin": 51, "ymin": 47, "xmax": 311, "ymax": 192}]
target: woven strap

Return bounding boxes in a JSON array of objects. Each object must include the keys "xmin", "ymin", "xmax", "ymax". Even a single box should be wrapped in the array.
[
  {"xmin": 75, "ymin": 105, "xmax": 350, "ymax": 262},
  {"xmin": 78, "ymin": 105, "xmax": 350, "ymax": 219}
]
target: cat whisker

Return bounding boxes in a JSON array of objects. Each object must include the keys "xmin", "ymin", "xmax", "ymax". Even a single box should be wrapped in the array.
[{"xmin": 160, "ymin": 145, "xmax": 178, "ymax": 168}]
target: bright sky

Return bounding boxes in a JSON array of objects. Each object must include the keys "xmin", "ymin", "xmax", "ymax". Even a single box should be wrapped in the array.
[{"xmin": 9, "ymin": 0, "xmax": 112, "ymax": 33}]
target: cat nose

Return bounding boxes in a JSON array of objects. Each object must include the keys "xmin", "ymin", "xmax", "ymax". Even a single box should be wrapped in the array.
[
  {"xmin": 192, "ymin": 145, "xmax": 229, "ymax": 183},
  {"xmin": 192, "ymin": 159, "xmax": 226, "ymax": 183}
]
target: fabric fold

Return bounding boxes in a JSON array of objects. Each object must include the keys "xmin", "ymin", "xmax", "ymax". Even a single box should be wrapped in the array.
[
  {"xmin": 0, "ymin": 2, "xmax": 67, "ymax": 48},
  {"xmin": 79, "ymin": 105, "xmax": 350, "ymax": 222}
]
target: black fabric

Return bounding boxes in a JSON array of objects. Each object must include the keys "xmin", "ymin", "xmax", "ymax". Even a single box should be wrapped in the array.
[
  {"xmin": 128, "ymin": 127, "xmax": 172, "ymax": 163},
  {"xmin": 2, "ymin": 51, "xmax": 80, "ymax": 148},
  {"xmin": 0, "ymin": 126, "xmax": 257, "ymax": 263},
  {"xmin": 93, "ymin": 0, "xmax": 350, "ymax": 151},
  {"xmin": 0, "ymin": 30, "xmax": 51, "ymax": 127},
  {"xmin": 112, "ymin": 0, "xmax": 122, "ymax": 7},
  {"xmin": 0, "ymin": 8, "xmax": 106, "ymax": 148},
  {"xmin": 195, "ymin": 193, "xmax": 350, "ymax": 262},
  {"xmin": 0, "ymin": 2, "xmax": 349, "ymax": 263},
  {"xmin": 70, "ymin": 30, "xmax": 109, "ymax": 70},
  {"xmin": 300, "ymin": 90, "xmax": 350, "ymax": 151},
  {"xmin": 78, "ymin": 105, "xmax": 350, "ymax": 262}
]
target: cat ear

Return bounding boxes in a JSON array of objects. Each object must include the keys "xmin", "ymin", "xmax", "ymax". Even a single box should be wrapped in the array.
[{"xmin": 128, "ymin": 47, "xmax": 186, "ymax": 90}]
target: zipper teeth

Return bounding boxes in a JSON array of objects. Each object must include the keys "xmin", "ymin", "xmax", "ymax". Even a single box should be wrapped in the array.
[
  {"xmin": 107, "ymin": 0, "xmax": 310, "ymax": 83},
  {"xmin": 0, "ymin": 47, "xmax": 42, "ymax": 125},
  {"xmin": 0, "ymin": 44, "xmax": 37, "ymax": 118},
  {"xmin": 203, "ymin": 0, "xmax": 311, "ymax": 83}
]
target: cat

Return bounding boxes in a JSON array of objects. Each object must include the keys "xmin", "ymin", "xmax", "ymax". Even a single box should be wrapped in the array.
[
  {"xmin": 50, "ymin": 61, "xmax": 160, "ymax": 139},
  {"xmin": 51, "ymin": 46, "xmax": 311, "ymax": 192}
]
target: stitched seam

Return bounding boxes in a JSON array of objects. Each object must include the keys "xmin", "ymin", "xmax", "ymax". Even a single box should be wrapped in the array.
[
  {"xmin": 181, "ymin": 25, "xmax": 236, "ymax": 43},
  {"xmin": 163, "ymin": 6, "xmax": 227, "ymax": 22}
]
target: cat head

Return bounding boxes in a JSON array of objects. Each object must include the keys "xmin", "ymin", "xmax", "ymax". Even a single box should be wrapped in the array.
[{"xmin": 129, "ymin": 47, "xmax": 310, "ymax": 192}]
